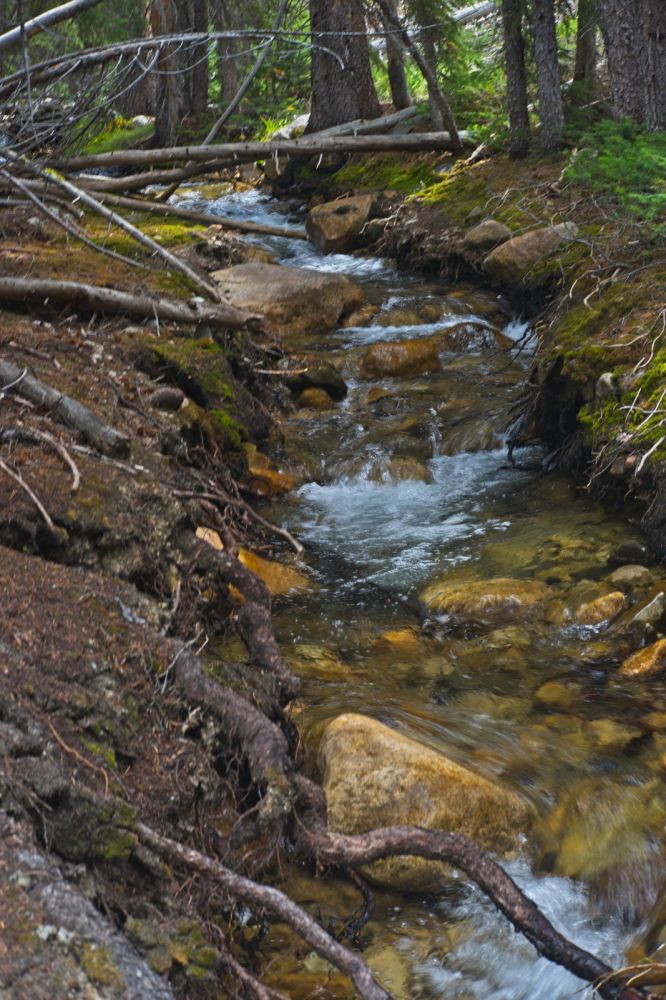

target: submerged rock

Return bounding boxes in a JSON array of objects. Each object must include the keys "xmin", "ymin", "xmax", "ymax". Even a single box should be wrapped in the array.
[
  {"xmin": 360, "ymin": 338, "xmax": 442, "ymax": 379},
  {"xmin": 420, "ymin": 576, "xmax": 550, "ymax": 620},
  {"xmin": 306, "ymin": 194, "xmax": 375, "ymax": 253},
  {"xmin": 211, "ymin": 263, "xmax": 364, "ymax": 340},
  {"xmin": 319, "ymin": 713, "xmax": 532, "ymax": 891},
  {"xmin": 608, "ymin": 564, "xmax": 654, "ymax": 591},
  {"xmin": 574, "ymin": 591, "xmax": 626, "ymax": 626},
  {"xmin": 286, "ymin": 361, "xmax": 347, "ymax": 401},
  {"xmin": 297, "ymin": 387, "xmax": 334, "ymax": 409}
]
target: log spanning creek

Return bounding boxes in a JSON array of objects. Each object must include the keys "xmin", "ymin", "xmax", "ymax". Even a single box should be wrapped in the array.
[{"xmin": 194, "ymin": 186, "xmax": 666, "ymax": 998}]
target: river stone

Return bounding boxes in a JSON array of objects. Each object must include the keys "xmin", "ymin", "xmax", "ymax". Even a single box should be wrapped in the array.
[
  {"xmin": 210, "ymin": 263, "xmax": 364, "ymax": 340},
  {"xmin": 360, "ymin": 338, "xmax": 442, "ymax": 379},
  {"xmin": 420, "ymin": 576, "xmax": 550, "ymax": 620},
  {"xmin": 620, "ymin": 639, "xmax": 666, "ymax": 680},
  {"xmin": 319, "ymin": 713, "xmax": 532, "ymax": 891},
  {"xmin": 483, "ymin": 223, "xmax": 578, "ymax": 290},
  {"xmin": 608, "ymin": 564, "xmax": 654, "ymax": 591},
  {"xmin": 306, "ymin": 194, "xmax": 375, "ymax": 253},
  {"xmin": 463, "ymin": 219, "xmax": 512, "ymax": 254},
  {"xmin": 574, "ymin": 591, "xmax": 626, "ymax": 626},
  {"xmin": 286, "ymin": 362, "xmax": 347, "ymax": 401},
  {"xmin": 297, "ymin": 388, "xmax": 333, "ymax": 409}
]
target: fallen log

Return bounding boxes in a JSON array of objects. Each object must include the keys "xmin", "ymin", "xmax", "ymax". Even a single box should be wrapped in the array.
[
  {"xmin": 75, "ymin": 163, "xmax": 228, "ymax": 195},
  {"xmin": 54, "ymin": 131, "xmax": 472, "ymax": 172},
  {"xmin": 0, "ymin": 0, "xmax": 105, "ymax": 54},
  {"xmin": 0, "ymin": 358, "xmax": 130, "ymax": 457},
  {"xmin": 94, "ymin": 192, "xmax": 308, "ymax": 239},
  {"xmin": 0, "ymin": 278, "xmax": 251, "ymax": 330}
]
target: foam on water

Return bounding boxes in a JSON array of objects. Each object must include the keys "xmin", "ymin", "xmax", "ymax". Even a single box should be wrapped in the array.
[{"xmin": 414, "ymin": 859, "xmax": 627, "ymax": 1000}]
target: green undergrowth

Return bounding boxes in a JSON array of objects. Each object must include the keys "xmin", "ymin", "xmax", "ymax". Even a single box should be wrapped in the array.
[
  {"xmin": 330, "ymin": 153, "xmax": 442, "ymax": 195},
  {"xmin": 565, "ymin": 120, "xmax": 666, "ymax": 232},
  {"xmin": 80, "ymin": 115, "xmax": 154, "ymax": 155}
]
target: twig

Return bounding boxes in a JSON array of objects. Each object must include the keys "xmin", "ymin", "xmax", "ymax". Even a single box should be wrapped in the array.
[
  {"xmin": 636, "ymin": 436, "xmax": 665, "ymax": 476},
  {"xmin": 0, "ymin": 456, "xmax": 55, "ymax": 528},
  {"xmin": 0, "ymin": 425, "xmax": 80, "ymax": 489},
  {"xmin": 46, "ymin": 720, "xmax": 109, "ymax": 797}
]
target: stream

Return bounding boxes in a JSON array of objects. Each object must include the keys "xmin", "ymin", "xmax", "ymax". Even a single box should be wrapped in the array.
[{"xmin": 186, "ymin": 185, "xmax": 666, "ymax": 998}]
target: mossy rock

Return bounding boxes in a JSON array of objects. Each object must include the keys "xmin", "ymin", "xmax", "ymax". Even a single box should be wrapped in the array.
[{"xmin": 46, "ymin": 795, "xmax": 138, "ymax": 863}]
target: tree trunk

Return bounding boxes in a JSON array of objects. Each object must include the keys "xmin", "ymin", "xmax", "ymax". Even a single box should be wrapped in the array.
[
  {"xmin": 150, "ymin": 0, "xmax": 181, "ymax": 146},
  {"xmin": 598, "ymin": 0, "xmax": 646, "ymax": 123},
  {"xmin": 307, "ymin": 0, "xmax": 381, "ymax": 132},
  {"xmin": 641, "ymin": 0, "xmax": 666, "ymax": 131},
  {"xmin": 500, "ymin": 0, "xmax": 530, "ymax": 155},
  {"xmin": 211, "ymin": 0, "xmax": 240, "ymax": 107},
  {"xmin": 419, "ymin": 22, "xmax": 444, "ymax": 129},
  {"xmin": 382, "ymin": 0, "xmax": 411, "ymax": 110},
  {"xmin": 189, "ymin": 0, "xmax": 209, "ymax": 117},
  {"xmin": 573, "ymin": 0, "xmax": 598, "ymax": 91},
  {"xmin": 531, "ymin": 0, "xmax": 565, "ymax": 149}
]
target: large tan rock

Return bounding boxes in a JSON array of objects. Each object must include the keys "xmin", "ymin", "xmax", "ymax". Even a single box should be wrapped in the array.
[
  {"xmin": 620, "ymin": 639, "xmax": 666, "ymax": 680},
  {"xmin": 420, "ymin": 576, "xmax": 550, "ymax": 620},
  {"xmin": 463, "ymin": 219, "xmax": 512, "ymax": 254},
  {"xmin": 306, "ymin": 194, "xmax": 375, "ymax": 253},
  {"xmin": 211, "ymin": 263, "xmax": 364, "ymax": 340},
  {"xmin": 360, "ymin": 338, "xmax": 442, "ymax": 379},
  {"xmin": 575, "ymin": 591, "xmax": 626, "ymax": 625},
  {"xmin": 483, "ymin": 223, "xmax": 578, "ymax": 290},
  {"xmin": 320, "ymin": 713, "xmax": 532, "ymax": 891}
]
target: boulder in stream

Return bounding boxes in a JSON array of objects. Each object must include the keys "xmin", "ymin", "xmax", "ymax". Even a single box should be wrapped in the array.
[
  {"xmin": 319, "ymin": 713, "xmax": 532, "ymax": 891},
  {"xmin": 306, "ymin": 194, "xmax": 375, "ymax": 253},
  {"xmin": 463, "ymin": 218, "xmax": 512, "ymax": 254},
  {"xmin": 360, "ymin": 338, "xmax": 442, "ymax": 379},
  {"xmin": 210, "ymin": 263, "xmax": 364, "ymax": 341},
  {"xmin": 620, "ymin": 638, "xmax": 666, "ymax": 680}
]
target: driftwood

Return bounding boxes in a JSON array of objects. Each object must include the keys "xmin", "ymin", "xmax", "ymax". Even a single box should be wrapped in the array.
[
  {"xmin": 94, "ymin": 192, "xmax": 308, "ymax": 239},
  {"xmin": 0, "ymin": 278, "xmax": 251, "ymax": 331},
  {"xmin": 0, "ymin": 358, "xmax": 130, "ymax": 457},
  {"xmin": 55, "ymin": 131, "xmax": 472, "ymax": 172}
]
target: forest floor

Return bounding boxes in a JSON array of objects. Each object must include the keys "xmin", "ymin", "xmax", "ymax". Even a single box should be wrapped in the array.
[{"xmin": 1, "ymin": 144, "xmax": 666, "ymax": 998}]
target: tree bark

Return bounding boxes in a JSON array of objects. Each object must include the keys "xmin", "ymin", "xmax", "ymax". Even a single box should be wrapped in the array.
[
  {"xmin": 307, "ymin": 0, "xmax": 381, "ymax": 132},
  {"xmin": 189, "ymin": 0, "xmax": 209, "ymax": 117},
  {"xmin": 641, "ymin": 0, "xmax": 666, "ymax": 131},
  {"xmin": 501, "ymin": 0, "xmax": 530, "ymax": 155},
  {"xmin": 598, "ymin": 0, "xmax": 646, "ymax": 123},
  {"xmin": 573, "ymin": 0, "xmax": 598, "ymax": 91},
  {"xmin": 149, "ymin": 0, "xmax": 181, "ymax": 146},
  {"xmin": 380, "ymin": 0, "xmax": 411, "ymax": 110},
  {"xmin": 531, "ymin": 0, "xmax": 565, "ymax": 149}
]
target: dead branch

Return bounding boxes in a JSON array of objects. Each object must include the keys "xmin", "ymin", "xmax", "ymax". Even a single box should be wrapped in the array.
[
  {"xmin": 0, "ymin": 278, "xmax": 251, "ymax": 331},
  {"xmin": 53, "ymin": 131, "xmax": 471, "ymax": 172},
  {"xmin": 0, "ymin": 425, "xmax": 80, "ymax": 489},
  {"xmin": 94, "ymin": 192, "xmax": 307, "ymax": 240},
  {"xmin": 0, "ymin": 358, "xmax": 130, "ymax": 457},
  {"xmin": 0, "ymin": 457, "xmax": 55, "ymax": 529},
  {"xmin": 136, "ymin": 820, "xmax": 391, "ymax": 1000},
  {"xmin": 4, "ymin": 151, "xmax": 221, "ymax": 302},
  {"xmin": 174, "ymin": 487, "xmax": 304, "ymax": 555},
  {"xmin": 0, "ymin": 0, "xmax": 105, "ymax": 55}
]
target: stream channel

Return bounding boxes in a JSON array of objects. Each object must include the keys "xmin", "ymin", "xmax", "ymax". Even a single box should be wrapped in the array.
[{"xmin": 187, "ymin": 184, "xmax": 666, "ymax": 999}]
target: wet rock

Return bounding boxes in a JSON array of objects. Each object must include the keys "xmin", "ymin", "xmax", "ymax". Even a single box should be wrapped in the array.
[
  {"xmin": 620, "ymin": 639, "xmax": 666, "ymax": 680},
  {"xmin": 535, "ymin": 777, "xmax": 666, "ymax": 922},
  {"xmin": 608, "ymin": 564, "xmax": 654, "ymax": 592},
  {"xmin": 420, "ymin": 576, "xmax": 550, "ymax": 620},
  {"xmin": 585, "ymin": 718, "xmax": 642, "ymax": 750},
  {"xmin": 535, "ymin": 680, "xmax": 579, "ymax": 710},
  {"xmin": 364, "ymin": 386, "xmax": 397, "ymax": 406},
  {"xmin": 372, "ymin": 627, "xmax": 423, "ymax": 656},
  {"xmin": 298, "ymin": 388, "xmax": 334, "ymax": 409},
  {"xmin": 242, "ymin": 444, "xmax": 295, "ymax": 497},
  {"xmin": 376, "ymin": 307, "xmax": 426, "ymax": 328},
  {"xmin": 438, "ymin": 322, "xmax": 508, "ymax": 352},
  {"xmin": 306, "ymin": 194, "xmax": 375, "ymax": 253},
  {"xmin": 340, "ymin": 303, "xmax": 380, "ymax": 328},
  {"xmin": 619, "ymin": 591, "xmax": 666, "ymax": 643},
  {"xmin": 440, "ymin": 418, "xmax": 501, "ymax": 456},
  {"xmin": 574, "ymin": 591, "xmax": 626, "ymax": 626},
  {"xmin": 483, "ymin": 223, "xmax": 578, "ymax": 291},
  {"xmin": 609, "ymin": 539, "xmax": 652, "ymax": 566},
  {"xmin": 360, "ymin": 338, "xmax": 442, "ymax": 379},
  {"xmin": 463, "ymin": 219, "xmax": 512, "ymax": 254},
  {"xmin": 385, "ymin": 457, "xmax": 433, "ymax": 483},
  {"xmin": 211, "ymin": 263, "xmax": 364, "ymax": 340},
  {"xmin": 196, "ymin": 528, "xmax": 308, "ymax": 597},
  {"xmin": 286, "ymin": 361, "xmax": 347, "ymax": 401},
  {"xmin": 319, "ymin": 713, "xmax": 532, "ymax": 891}
]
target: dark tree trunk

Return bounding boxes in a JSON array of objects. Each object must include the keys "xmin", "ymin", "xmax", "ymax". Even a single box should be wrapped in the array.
[
  {"xmin": 573, "ymin": 0, "xmax": 598, "ymax": 91},
  {"xmin": 500, "ymin": 0, "xmax": 530, "ymax": 155},
  {"xmin": 189, "ymin": 0, "xmax": 209, "ymax": 116},
  {"xmin": 531, "ymin": 0, "xmax": 565, "ymax": 149},
  {"xmin": 382, "ymin": 0, "xmax": 411, "ymax": 109},
  {"xmin": 308, "ymin": 0, "xmax": 381, "ymax": 132},
  {"xmin": 598, "ymin": 0, "xmax": 646, "ymax": 123},
  {"xmin": 641, "ymin": 0, "xmax": 666, "ymax": 131},
  {"xmin": 212, "ymin": 0, "xmax": 240, "ymax": 108}
]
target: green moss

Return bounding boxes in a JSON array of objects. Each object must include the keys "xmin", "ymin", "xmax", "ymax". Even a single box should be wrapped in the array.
[
  {"xmin": 332, "ymin": 153, "xmax": 441, "ymax": 194},
  {"xmin": 87, "ymin": 219, "xmax": 204, "ymax": 257},
  {"xmin": 80, "ymin": 944, "xmax": 125, "ymax": 988},
  {"xmin": 84, "ymin": 740, "xmax": 117, "ymax": 770},
  {"xmin": 81, "ymin": 116, "xmax": 154, "ymax": 155}
]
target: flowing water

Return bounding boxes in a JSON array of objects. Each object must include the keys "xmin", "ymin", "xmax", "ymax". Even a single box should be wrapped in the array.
[{"xmin": 189, "ymin": 185, "xmax": 666, "ymax": 998}]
